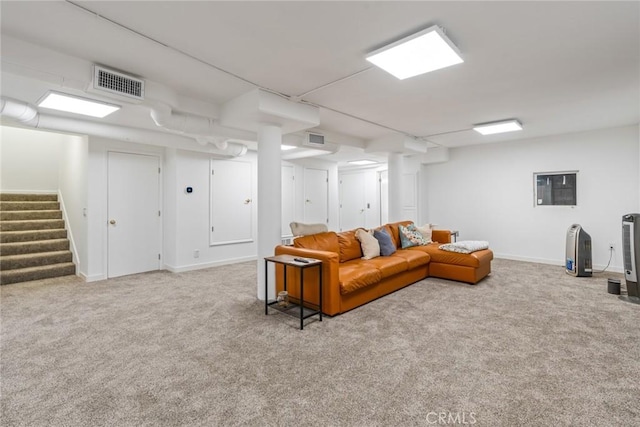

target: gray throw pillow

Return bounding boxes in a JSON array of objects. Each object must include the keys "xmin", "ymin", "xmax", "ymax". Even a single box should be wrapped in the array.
[{"xmin": 373, "ymin": 228, "xmax": 396, "ymax": 256}]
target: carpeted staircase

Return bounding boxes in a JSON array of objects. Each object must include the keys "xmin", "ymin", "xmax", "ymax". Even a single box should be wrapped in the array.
[{"xmin": 0, "ymin": 193, "xmax": 76, "ymax": 285}]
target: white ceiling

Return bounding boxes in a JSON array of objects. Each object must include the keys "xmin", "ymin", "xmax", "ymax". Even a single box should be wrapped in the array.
[{"xmin": 1, "ymin": 1, "xmax": 638, "ymax": 165}]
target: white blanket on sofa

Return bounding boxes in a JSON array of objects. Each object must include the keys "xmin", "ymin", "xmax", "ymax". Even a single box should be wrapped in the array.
[{"xmin": 439, "ymin": 240, "xmax": 489, "ymax": 254}]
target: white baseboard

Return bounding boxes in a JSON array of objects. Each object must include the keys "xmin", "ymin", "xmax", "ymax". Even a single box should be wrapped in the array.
[
  {"xmin": 494, "ymin": 253, "xmax": 623, "ymax": 274},
  {"xmin": 164, "ymin": 256, "xmax": 257, "ymax": 273},
  {"xmin": 85, "ymin": 274, "xmax": 107, "ymax": 282}
]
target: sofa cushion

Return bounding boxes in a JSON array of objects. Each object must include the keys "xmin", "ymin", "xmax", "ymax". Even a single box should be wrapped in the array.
[
  {"xmin": 373, "ymin": 228, "xmax": 396, "ymax": 256},
  {"xmin": 293, "ymin": 231, "xmax": 339, "ymax": 253},
  {"xmin": 355, "ymin": 228, "xmax": 380, "ymax": 260},
  {"xmin": 365, "ymin": 256, "xmax": 408, "ymax": 278},
  {"xmin": 339, "ymin": 261, "xmax": 382, "ymax": 294},
  {"xmin": 337, "ymin": 230, "xmax": 363, "ymax": 263},
  {"xmin": 391, "ymin": 250, "xmax": 430, "ymax": 269}
]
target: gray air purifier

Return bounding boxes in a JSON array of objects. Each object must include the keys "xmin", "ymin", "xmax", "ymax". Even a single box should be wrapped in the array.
[
  {"xmin": 566, "ymin": 224, "xmax": 592, "ymax": 277},
  {"xmin": 622, "ymin": 214, "xmax": 640, "ymax": 299}
]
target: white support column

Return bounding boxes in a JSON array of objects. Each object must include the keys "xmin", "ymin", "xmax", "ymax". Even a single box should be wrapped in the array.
[
  {"xmin": 387, "ymin": 152, "xmax": 404, "ymax": 223},
  {"xmin": 257, "ymin": 124, "xmax": 282, "ymax": 300}
]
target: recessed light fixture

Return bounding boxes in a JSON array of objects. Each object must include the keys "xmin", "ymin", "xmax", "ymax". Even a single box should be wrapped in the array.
[
  {"xmin": 37, "ymin": 91, "xmax": 120, "ymax": 118},
  {"xmin": 348, "ymin": 160, "xmax": 378, "ymax": 166},
  {"xmin": 366, "ymin": 25, "xmax": 463, "ymax": 80},
  {"xmin": 473, "ymin": 119, "xmax": 523, "ymax": 135},
  {"xmin": 281, "ymin": 144, "xmax": 297, "ymax": 151}
]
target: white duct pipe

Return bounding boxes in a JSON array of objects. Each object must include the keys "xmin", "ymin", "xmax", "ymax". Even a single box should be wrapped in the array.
[
  {"xmin": 0, "ymin": 96, "xmax": 246, "ymax": 158},
  {"xmin": 149, "ymin": 103, "xmax": 215, "ymax": 135},
  {"xmin": 148, "ymin": 102, "xmax": 249, "ymax": 154},
  {"xmin": 0, "ymin": 97, "xmax": 40, "ymax": 126}
]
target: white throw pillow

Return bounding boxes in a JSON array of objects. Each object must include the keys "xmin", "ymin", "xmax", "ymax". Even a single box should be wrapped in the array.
[
  {"xmin": 439, "ymin": 240, "xmax": 489, "ymax": 254},
  {"xmin": 355, "ymin": 228, "xmax": 380, "ymax": 260},
  {"xmin": 415, "ymin": 223, "xmax": 433, "ymax": 243}
]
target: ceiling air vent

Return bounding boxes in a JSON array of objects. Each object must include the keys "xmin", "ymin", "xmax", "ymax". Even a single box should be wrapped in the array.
[
  {"xmin": 304, "ymin": 132, "xmax": 325, "ymax": 147},
  {"xmin": 91, "ymin": 65, "xmax": 145, "ymax": 102}
]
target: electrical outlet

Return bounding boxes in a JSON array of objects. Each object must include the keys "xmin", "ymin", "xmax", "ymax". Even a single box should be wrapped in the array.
[{"xmin": 194, "ymin": 250, "xmax": 200, "ymax": 258}]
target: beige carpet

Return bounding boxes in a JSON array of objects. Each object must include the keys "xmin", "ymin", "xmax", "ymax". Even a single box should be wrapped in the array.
[{"xmin": 1, "ymin": 259, "xmax": 639, "ymax": 426}]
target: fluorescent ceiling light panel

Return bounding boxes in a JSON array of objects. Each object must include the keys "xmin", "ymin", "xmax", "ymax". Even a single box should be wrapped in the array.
[
  {"xmin": 366, "ymin": 25, "xmax": 463, "ymax": 80},
  {"xmin": 473, "ymin": 119, "xmax": 523, "ymax": 135},
  {"xmin": 37, "ymin": 91, "xmax": 120, "ymax": 118},
  {"xmin": 281, "ymin": 144, "xmax": 297, "ymax": 151},
  {"xmin": 348, "ymin": 160, "xmax": 378, "ymax": 166}
]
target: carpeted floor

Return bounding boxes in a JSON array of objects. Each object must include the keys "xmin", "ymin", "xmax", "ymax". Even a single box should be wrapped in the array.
[{"xmin": 1, "ymin": 259, "xmax": 639, "ymax": 426}]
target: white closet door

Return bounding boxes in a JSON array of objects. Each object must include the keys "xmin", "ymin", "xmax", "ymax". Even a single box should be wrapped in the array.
[
  {"xmin": 281, "ymin": 165, "xmax": 295, "ymax": 237},
  {"xmin": 210, "ymin": 159, "xmax": 253, "ymax": 245},
  {"xmin": 402, "ymin": 172, "xmax": 418, "ymax": 223},
  {"xmin": 339, "ymin": 172, "xmax": 366, "ymax": 231},
  {"xmin": 107, "ymin": 151, "xmax": 161, "ymax": 278},
  {"xmin": 303, "ymin": 168, "xmax": 328, "ymax": 225}
]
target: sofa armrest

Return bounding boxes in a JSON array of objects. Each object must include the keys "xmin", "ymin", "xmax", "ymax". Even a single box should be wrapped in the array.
[
  {"xmin": 274, "ymin": 245, "xmax": 341, "ymax": 316},
  {"xmin": 432, "ymin": 229, "xmax": 451, "ymax": 244}
]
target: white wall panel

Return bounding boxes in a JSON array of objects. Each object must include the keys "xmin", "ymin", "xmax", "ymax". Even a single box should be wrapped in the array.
[{"xmin": 0, "ymin": 125, "xmax": 62, "ymax": 192}]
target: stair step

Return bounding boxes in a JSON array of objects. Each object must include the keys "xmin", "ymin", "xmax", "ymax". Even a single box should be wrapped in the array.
[
  {"xmin": 0, "ymin": 262, "xmax": 76, "ymax": 285},
  {"xmin": 0, "ymin": 201, "xmax": 60, "ymax": 211},
  {"xmin": 0, "ymin": 210, "xmax": 63, "ymax": 221},
  {"xmin": 0, "ymin": 229, "xmax": 67, "ymax": 243},
  {"xmin": 0, "ymin": 219, "xmax": 65, "ymax": 231},
  {"xmin": 0, "ymin": 193, "xmax": 58, "ymax": 202},
  {"xmin": 1, "ymin": 239, "xmax": 69, "ymax": 256},
  {"xmin": 0, "ymin": 250, "xmax": 72, "ymax": 271}
]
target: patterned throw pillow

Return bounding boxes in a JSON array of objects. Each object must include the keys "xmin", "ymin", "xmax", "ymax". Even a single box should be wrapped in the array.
[
  {"xmin": 399, "ymin": 223, "xmax": 429, "ymax": 248},
  {"xmin": 373, "ymin": 228, "xmax": 396, "ymax": 256},
  {"xmin": 415, "ymin": 224, "xmax": 433, "ymax": 243}
]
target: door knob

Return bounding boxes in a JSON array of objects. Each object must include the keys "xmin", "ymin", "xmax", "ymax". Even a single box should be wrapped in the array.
[
  {"xmin": 109, "ymin": 219, "xmax": 116, "ymax": 225},
  {"xmin": 306, "ymin": 199, "xmax": 311, "ymax": 203},
  {"xmin": 244, "ymin": 198, "xmax": 252, "ymax": 204}
]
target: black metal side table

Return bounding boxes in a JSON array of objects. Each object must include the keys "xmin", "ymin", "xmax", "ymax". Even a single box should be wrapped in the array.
[{"xmin": 264, "ymin": 255, "xmax": 323, "ymax": 330}]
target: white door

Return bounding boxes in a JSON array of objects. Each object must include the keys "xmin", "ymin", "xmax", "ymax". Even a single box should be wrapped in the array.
[
  {"xmin": 379, "ymin": 170, "xmax": 388, "ymax": 225},
  {"xmin": 210, "ymin": 159, "xmax": 253, "ymax": 245},
  {"xmin": 108, "ymin": 152, "xmax": 161, "ymax": 278},
  {"xmin": 339, "ymin": 173, "xmax": 366, "ymax": 231},
  {"xmin": 281, "ymin": 165, "xmax": 295, "ymax": 237},
  {"xmin": 303, "ymin": 168, "xmax": 328, "ymax": 225},
  {"xmin": 402, "ymin": 172, "xmax": 418, "ymax": 223}
]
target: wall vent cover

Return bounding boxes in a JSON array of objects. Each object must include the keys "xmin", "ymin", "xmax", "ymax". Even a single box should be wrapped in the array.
[
  {"xmin": 92, "ymin": 66, "xmax": 145, "ymax": 101},
  {"xmin": 304, "ymin": 132, "xmax": 325, "ymax": 147}
]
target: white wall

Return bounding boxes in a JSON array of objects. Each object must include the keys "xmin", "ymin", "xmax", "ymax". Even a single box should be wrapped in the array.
[
  {"xmin": 58, "ymin": 134, "xmax": 88, "ymax": 277},
  {"xmin": 0, "ymin": 125, "xmax": 61, "ymax": 192},
  {"xmin": 86, "ymin": 137, "xmax": 165, "ymax": 281},
  {"xmin": 285, "ymin": 157, "xmax": 340, "ymax": 232},
  {"xmin": 421, "ymin": 125, "xmax": 640, "ymax": 272},
  {"xmin": 83, "ymin": 135, "xmax": 341, "ymax": 278},
  {"xmin": 1, "ymin": 125, "xmax": 89, "ymax": 276},
  {"xmin": 168, "ymin": 149, "xmax": 258, "ymax": 272}
]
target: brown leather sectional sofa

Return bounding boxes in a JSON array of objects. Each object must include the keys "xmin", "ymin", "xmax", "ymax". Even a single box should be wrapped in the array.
[{"xmin": 274, "ymin": 220, "xmax": 493, "ymax": 316}]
